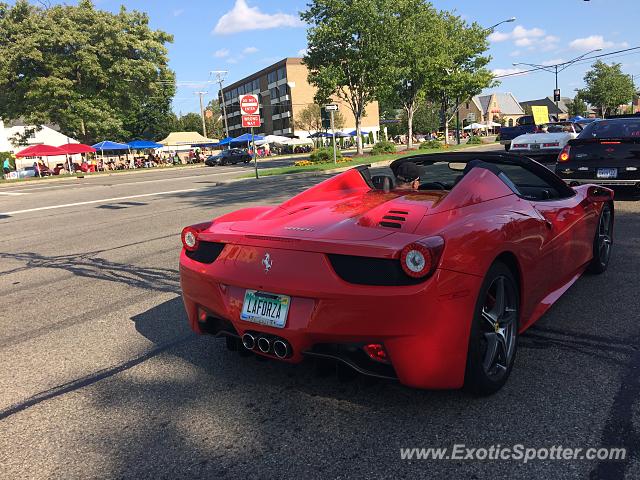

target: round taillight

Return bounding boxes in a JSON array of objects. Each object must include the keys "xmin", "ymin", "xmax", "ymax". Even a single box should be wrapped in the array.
[
  {"xmin": 181, "ymin": 227, "xmax": 199, "ymax": 252},
  {"xmin": 558, "ymin": 146, "xmax": 571, "ymax": 162},
  {"xmin": 400, "ymin": 243, "xmax": 432, "ymax": 278}
]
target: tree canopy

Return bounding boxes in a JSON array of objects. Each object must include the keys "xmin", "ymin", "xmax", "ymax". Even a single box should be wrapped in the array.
[
  {"xmin": 578, "ymin": 61, "xmax": 635, "ymax": 117},
  {"xmin": 302, "ymin": 0, "xmax": 395, "ymax": 154},
  {"xmin": 0, "ymin": 0, "xmax": 176, "ymax": 144}
]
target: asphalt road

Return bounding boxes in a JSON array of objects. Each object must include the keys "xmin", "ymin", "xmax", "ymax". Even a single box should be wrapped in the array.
[{"xmin": 1, "ymin": 150, "xmax": 639, "ymax": 479}]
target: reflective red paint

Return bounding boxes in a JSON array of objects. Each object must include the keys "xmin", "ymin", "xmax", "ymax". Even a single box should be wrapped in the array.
[{"xmin": 180, "ymin": 166, "xmax": 611, "ymax": 390}]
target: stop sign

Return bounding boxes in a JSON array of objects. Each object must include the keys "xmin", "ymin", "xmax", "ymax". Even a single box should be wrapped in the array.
[{"xmin": 239, "ymin": 94, "xmax": 260, "ymax": 115}]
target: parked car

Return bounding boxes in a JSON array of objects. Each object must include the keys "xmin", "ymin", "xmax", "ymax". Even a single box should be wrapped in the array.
[
  {"xmin": 180, "ymin": 152, "xmax": 614, "ymax": 394},
  {"xmin": 556, "ymin": 115, "xmax": 640, "ymax": 187},
  {"xmin": 509, "ymin": 122, "xmax": 583, "ymax": 163},
  {"xmin": 499, "ymin": 114, "xmax": 555, "ymax": 151},
  {"xmin": 205, "ymin": 149, "xmax": 252, "ymax": 166}
]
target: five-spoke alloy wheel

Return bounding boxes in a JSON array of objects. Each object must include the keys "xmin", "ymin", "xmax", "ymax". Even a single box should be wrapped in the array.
[{"xmin": 465, "ymin": 261, "xmax": 520, "ymax": 395}]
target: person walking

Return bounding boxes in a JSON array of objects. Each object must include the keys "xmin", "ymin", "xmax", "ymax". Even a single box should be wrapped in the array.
[{"xmin": 3, "ymin": 157, "xmax": 11, "ymax": 177}]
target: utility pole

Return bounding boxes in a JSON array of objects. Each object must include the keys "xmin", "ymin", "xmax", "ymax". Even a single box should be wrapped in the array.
[
  {"xmin": 195, "ymin": 91, "xmax": 208, "ymax": 138},
  {"xmin": 211, "ymin": 70, "xmax": 230, "ymax": 139}
]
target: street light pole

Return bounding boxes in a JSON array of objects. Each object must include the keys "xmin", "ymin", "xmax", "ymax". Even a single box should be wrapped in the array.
[
  {"xmin": 486, "ymin": 17, "xmax": 516, "ymax": 32},
  {"xmin": 211, "ymin": 70, "xmax": 230, "ymax": 139},
  {"xmin": 195, "ymin": 91, "xmax": 208, "ymax": 138},
  {"xmin": 513, "ymin": 48, "xmax": 602, "ymax": 112}
]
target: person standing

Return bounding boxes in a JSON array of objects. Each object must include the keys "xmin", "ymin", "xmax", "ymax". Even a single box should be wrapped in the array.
[{"xmin": 3, "ymin": 157, "xmax": 11, "ymax": 176}]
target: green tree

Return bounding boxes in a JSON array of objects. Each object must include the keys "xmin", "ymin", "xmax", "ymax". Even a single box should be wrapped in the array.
[
  {"xmin": 401, "ymin": 101, "xmax": 440, "ymax": 135},
  {"xmin": 177, "ymin": 112, "xmax": 204, "ymax": 133},
  {"xmin": 0, "ymin": 0, "xmax": 175, "ymax": 143},
  {"xmin": 577, "ymin": 61, "xmax": 635, "ymax": 117},
  {"xmin": 302, "ymin": 0, "xmax": 395, "ymax": 154},
  {"xmin": 566, "ymin": 95, "xmax": 588, "ymax": 117},
  {"xmin": 425, "ymin": 12, "xmax": 494, "ymax": 144},
  {"xmin": 381, "ymin": 1, "xmax": 443, "ymax": 149},
  {"xmin": 295, "ymin": 104, "xmax": 324, "ymax": 133},
  {"xmin": 205, "ymin": 99, "xmax": 225, "ymax": 139}
]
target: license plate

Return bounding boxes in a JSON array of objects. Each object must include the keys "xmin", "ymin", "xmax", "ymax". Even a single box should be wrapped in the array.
[
  {"xmin": 240, "ymin": 290, "xmax": 290, "ymax": 328},
  {"xmin": 530, "ymin": 144, "xmax": 540, "ymax": 150},
  {"xmin": 597, "ymin": 168, "xmax": 618, "ymax": 179}
]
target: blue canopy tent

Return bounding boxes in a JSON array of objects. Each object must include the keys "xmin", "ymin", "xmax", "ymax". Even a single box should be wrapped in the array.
[
  {"xmin": 92, "ymin": 141, "xmax": 130, "ymax": 151},
  {"xmin": 308, "ymin": 132, "xmax": 332, "ymax": 138},
  {"xmin": 230, "ymin": 133, "xmax": 265, "ymax": 147},
  {"xmin": 127, "ymin": 140, "xmax": 163, "ymax": 149},
  {"xmin": 217, "ymin": 137, "xmax": 234, "ymax": 146},
  {"xmin": 334, "ymin": 131, "xmax": 351, "ymax": 138},
  {"xmin": 348, "ymin": 130, "xmax": 370, "ymax": 136}
]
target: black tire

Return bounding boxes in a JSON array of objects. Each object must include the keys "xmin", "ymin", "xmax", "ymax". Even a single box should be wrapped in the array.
[
  {"xmin": 587, "ymin": 202, "xmax": 614, "ymax": 274},
  {"xmin": 464, "ymin": 261, "xmax": 520, "ymax": 396},
  {"xmin": 504, "ymin": 144, "xmax": 511, "ymax": 152}
]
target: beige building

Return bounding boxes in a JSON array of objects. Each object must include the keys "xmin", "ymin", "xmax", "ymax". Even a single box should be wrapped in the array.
[
  {"xmin": 219, "ymin": 58, "xmax": 380, "ymax": 139},
  {"xmin": 457, "ymin": 92, "xmax": 524, "ymax": 127}
]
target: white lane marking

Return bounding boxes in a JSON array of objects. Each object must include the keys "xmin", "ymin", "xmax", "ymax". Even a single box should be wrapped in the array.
[
  {"xmin": 0, "ymin": 188, "xmax": 199, "ymax": 215},
  {"xmin": 2, "ymin": 168, "xmax": 243, "ymax": 193},
  {"xmin": 0, "ymin": 191, "xmax": 26, "ymax": 196}
]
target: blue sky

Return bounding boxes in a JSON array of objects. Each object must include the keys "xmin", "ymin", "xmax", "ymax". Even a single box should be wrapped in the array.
[{"xmin": 13, "ymin": 0, "xmax": 640, "ymax": 113}]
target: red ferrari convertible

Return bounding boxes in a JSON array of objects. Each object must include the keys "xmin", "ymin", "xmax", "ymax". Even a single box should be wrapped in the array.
[{"xmin": 179, "ymin": 153, "xmax": 614, "ymax": 394}]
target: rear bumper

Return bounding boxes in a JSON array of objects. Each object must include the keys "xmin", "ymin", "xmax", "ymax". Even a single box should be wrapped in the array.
[
  {"xmin": 511, "ymin": 148, "xmax": 561, "ymax": 157},
  {"xmin": 179, "ymin": 247, "xmax": 483, "ymax": 390},
  {"xmin": 558, "ymin": 177, "xmax": 640, "ymax": 186}
]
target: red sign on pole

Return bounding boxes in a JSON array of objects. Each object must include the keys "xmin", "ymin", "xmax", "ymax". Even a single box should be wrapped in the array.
[
  {"xmin": 239, "ymin": 94, "xmax": 260, "ymax": 115},
  {"xmin": 242, "ymin": 114, "xmax": 261, "ymax": 128}
]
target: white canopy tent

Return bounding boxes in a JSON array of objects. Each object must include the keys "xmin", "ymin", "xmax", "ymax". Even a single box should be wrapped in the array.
[
  {"xmin": 484, "ymin": 121, "xmax": 501, "ymax": 127},
  {"xmin": 282, "ymin": 137, "xmax": 314, "ymax": 146},
  {"xmin": 254, "ymin": 135, "xmax": 291, "ymax": 146},
  {"xmin": 463, "ymin": 123, "xmax": 488, "ymax": 130}
]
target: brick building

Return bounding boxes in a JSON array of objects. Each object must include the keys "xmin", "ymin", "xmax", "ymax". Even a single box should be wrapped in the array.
[{"xmin": 219, "ymin": 58, "xmax": 380, "ymax": 139}]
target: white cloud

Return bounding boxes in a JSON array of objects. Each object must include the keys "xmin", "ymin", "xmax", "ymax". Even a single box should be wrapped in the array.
[
  {"xmin": 488, "ymin": 31, "xmax": 510, "ymax": 42},
  {"xmin": 490, "ymin": 25, "xmax": 545, "ymax": 43},
  {"xmin": 243, "ymin": 46, "xmax": 259, "ymax": 54},
  {"xmin": 542, "ymin": 58, "xmax": 564, "ymax": 66},
  {"xmin": 214, "ymin": 48, "xmax": 230, "ymax": 58},
  {"xmin": 569, "ymin": 35, "xmax": 628, "ymax": 51},
  {"xmin": 511, "ymin": 25, "xmax": 545, "ymax": 39},
  {"xmin": 173, "ymin": 9, "xmax": 184, "ymax": 17},
  {"xmin": 213, "ymin": 0, "xmax": 303, "ymax": 35},
  {"xmin": 489, "ymin": 24, "xmax": 558, "ymax": 52},
  {"xmin": 297, "ymin": 48, "xmax": 308, "ymax": 56},
  {"xmin": 509, "ymin": 50, "xmax": 522, "ymax": 57},
  {"xmin": 514, "ymin": 38, "xmax": 533, "ymax": 47},
  {"xmin": 227, "ymin": 57, "xmax": 239, "ymax": 64},
  {"xmin": 492, "ymin": 67, "xmax": 528, "ymax": 77}
]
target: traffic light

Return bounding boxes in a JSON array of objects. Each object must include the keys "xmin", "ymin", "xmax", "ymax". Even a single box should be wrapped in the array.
[
  {"xmin": 321, "ymin": 107, "xmax": 331, "ymax": 129},
  {"xmin": 554, "ymin": 89, "xmax": 561, "ymax": 102}
]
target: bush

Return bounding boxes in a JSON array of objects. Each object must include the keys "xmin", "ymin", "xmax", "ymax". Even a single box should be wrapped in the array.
[
  {"xmin": 309, "ymin": 147, "xmax": 343, "ymax": 163},
  {"xmin": 466, "ymin": 136, "xmax": 482, "ymax": 145},
  {"xmin": 419, "ymin": 139, "xmax": 442, "ymax": 150},
  {"xmin": 495, "ymin": 134, "xmax": 501, "ymax": 142},
  {"xmin": 370, "ymin": 141, "xmax": 396, "ymax": 155},
  {"xmin": 294, "ymin": 160, "xmax": 313, "ymax": 167}
]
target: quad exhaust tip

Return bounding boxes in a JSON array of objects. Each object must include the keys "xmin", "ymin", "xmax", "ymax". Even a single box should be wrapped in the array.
[
  {"xmin": 257, "ymin": 337, "xmax": 271, "ymax": 353},
  {"xmin": 273, "ymin": 340, "xmax": 290, "ymax": 359},
  {"xmin": 242, "ymin": 333, "xmax": 256, "ymax": 350}
]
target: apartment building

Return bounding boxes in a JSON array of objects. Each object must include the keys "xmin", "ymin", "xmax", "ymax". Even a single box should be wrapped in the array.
[{"xmin": 219, "ymin": 58, "xmax": 380, "ymax": 139}]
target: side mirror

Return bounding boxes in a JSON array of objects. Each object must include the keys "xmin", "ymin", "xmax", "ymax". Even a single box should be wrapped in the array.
[{"xmin": 587, "ymin": 185, "xmax": 614, "ymax": 203}]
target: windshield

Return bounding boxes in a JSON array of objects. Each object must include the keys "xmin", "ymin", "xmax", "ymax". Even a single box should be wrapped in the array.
[{"xmin": 578, "ymin": 119, "xmax": 640, "ymax": 139}]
